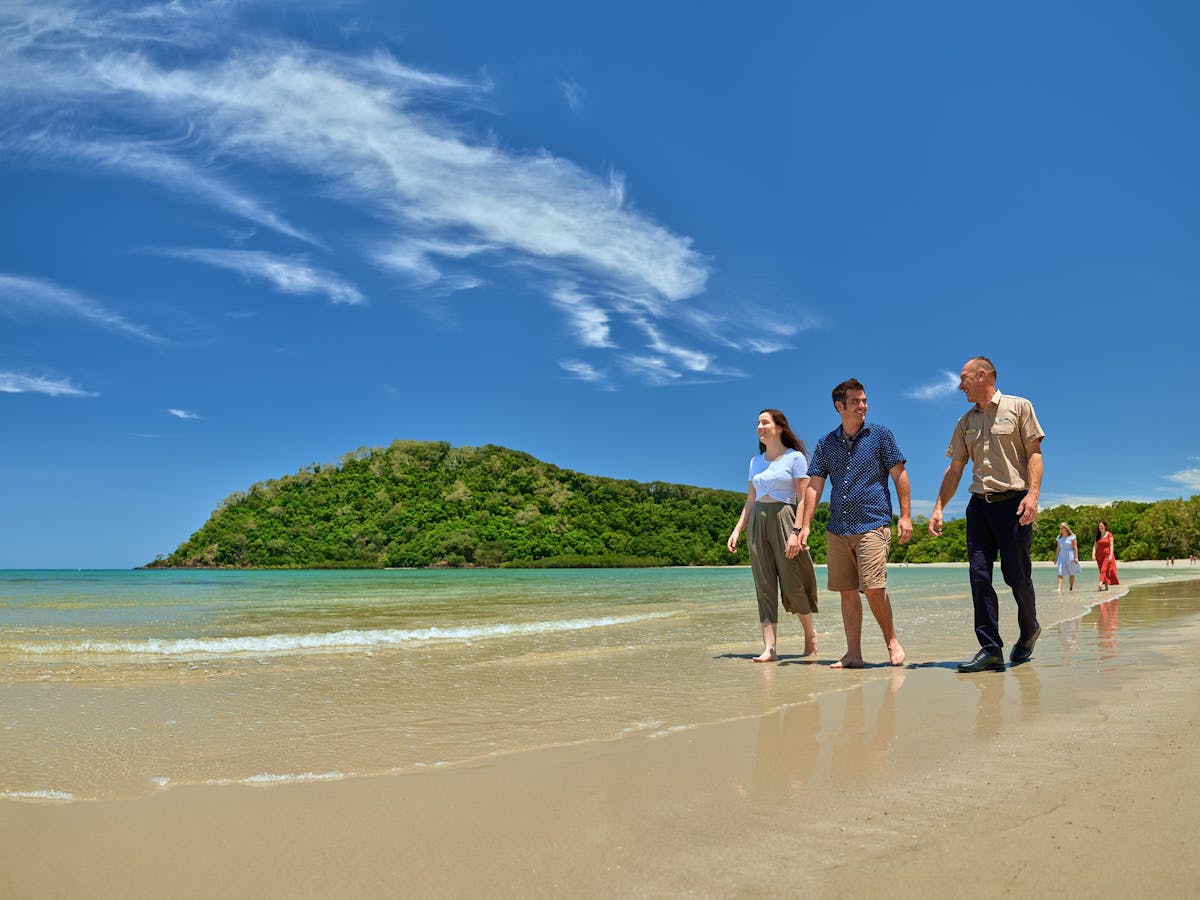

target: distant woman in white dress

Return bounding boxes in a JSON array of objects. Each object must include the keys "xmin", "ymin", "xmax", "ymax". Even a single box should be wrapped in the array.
[
  {"xmin": 1055, "ymin": 522, "xmax": 1082, "ymax": 593},
  {"xmin": 727, "ymin": 408, "xmax": 819, "ymax": 662}
]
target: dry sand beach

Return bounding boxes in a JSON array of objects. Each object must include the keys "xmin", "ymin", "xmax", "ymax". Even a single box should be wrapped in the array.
[{"xmin": 2, "ymin": 566, "xmax": 1199, "ymax": 898}]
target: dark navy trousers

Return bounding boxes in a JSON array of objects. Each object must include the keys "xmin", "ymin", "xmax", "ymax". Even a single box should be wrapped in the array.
[{"xmin": 965, "ymin": 493, "xmax": 1039, "ymax": 655}]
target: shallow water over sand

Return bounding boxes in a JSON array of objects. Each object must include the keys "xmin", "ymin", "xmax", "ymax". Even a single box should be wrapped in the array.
[{"xmin": 3, "ymin": 564, "xmax": 1197, "ymax": 801}]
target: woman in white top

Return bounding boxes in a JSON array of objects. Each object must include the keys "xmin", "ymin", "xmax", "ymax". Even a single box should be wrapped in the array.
[
  {"xmin": 727, "ymin": 408, "xmax": 820, "ymax": 662},
  {"xmin": 1055, "ymin": 522, "xmax": 1082, "ymax": 593}
]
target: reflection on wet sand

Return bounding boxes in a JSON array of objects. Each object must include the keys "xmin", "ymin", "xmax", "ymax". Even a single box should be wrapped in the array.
[
  {"xmin": 740, "ymin": 671, "xmax": 906, "ymax": 803},
  {"xmin": 1055, "ymin": 597, "xmax": 1123, "ymax": 666},
  {"xmin": 742, "ymin": 695, "xmax": 822, "ymax": 803},
  {"xmin": 1097, "ymin": 598, "xmax": 1120, "ymax": 658},
  {"xmin": 970, "ymin": 664, "xmax": 1042, "ymax": 739},
  {"xmin": 830, "ymin": 672, "xmax": 904, "ymax": 788},
  {"xmin": 1056, "ymin": 616, "xmax": 1080, "ymax": 659}
]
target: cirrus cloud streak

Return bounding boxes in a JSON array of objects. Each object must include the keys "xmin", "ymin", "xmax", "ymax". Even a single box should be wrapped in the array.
[
  {"xmin": 0, "ymin": 370, "xmax": 96, "ymax": 397},
  {"xmin": 0, "ymin": 1, "xmax": 789, "ymax": 386}
]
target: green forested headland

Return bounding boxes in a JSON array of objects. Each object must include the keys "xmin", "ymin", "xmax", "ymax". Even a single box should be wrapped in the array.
[
  {"xmin": 148, "ymin": 440, "xmax": 1200, "ymax": 569},
  {"xmin": 150, "ymin": 441, "xmax": 749, "ymax": 568}
]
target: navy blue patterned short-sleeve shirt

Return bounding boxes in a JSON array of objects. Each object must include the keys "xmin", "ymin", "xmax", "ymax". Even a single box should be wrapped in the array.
[{"xmin": 808, "ymin": 422, "xmax": 906, "ymax": 535}]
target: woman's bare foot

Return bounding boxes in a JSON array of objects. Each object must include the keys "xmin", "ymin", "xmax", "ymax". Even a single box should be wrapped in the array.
[
  {"xmin": 887, "ymin": 638, "xmax": 906, "ymax": 666},
  {"xmin": 752, "ymin": 648, "xmax": 778, "ymax": 663},
  {"xmin": 830, "ymin": 654, "xmax": 864, "ymax": 669},
  {"xmin": 803, "ymin": 635, "xmax": 818, "ymax": 657}
]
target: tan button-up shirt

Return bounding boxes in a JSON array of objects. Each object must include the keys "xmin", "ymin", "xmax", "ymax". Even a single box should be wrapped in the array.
[{"xmin": 945, "ymin": 391, "xmax": 1045, "ymax": 495}]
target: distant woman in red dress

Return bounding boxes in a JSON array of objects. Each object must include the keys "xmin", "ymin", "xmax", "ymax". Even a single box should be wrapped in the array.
[{"xmin": 1094, "ymin": 521, "xmax": 1119, "ymax": 590}]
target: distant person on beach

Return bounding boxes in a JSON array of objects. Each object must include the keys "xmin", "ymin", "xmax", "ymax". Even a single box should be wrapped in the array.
[
  {"xmin": 727, "ymin": 408, "xmax": 820, "ymax": 662},
  {"xmin": 929, "ymin": 356, "xmax": 1045, "ymax": 673},
  {"xmin": 799, "ymin": 378, "xmax": 910, "ymax": 669},
  {"xmin": 1055, "ymin": 523, "xmax": 1082, "ymax": 593},
  {"xmin": 1094, "ymin": 521, "xmax": 1120, "ymax": 590}
]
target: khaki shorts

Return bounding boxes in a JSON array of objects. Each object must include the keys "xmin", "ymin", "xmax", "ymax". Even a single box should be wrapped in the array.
[{"xmin": 825, "ymin": 525, "xmax": 892, "ymax": 592}]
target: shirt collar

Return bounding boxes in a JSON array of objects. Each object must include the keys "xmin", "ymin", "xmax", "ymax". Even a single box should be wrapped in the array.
[
  {"xmin": 975, "ymin": 390, "xmax": 1003, "ymax": 412},
  {"xmin": 839, "ymin": 422, "xmax": 871, "ymax": 442}
]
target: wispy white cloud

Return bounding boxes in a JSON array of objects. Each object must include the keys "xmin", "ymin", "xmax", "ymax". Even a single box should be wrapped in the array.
[
  {"xmin": 81, "ymin": 47, "xmax": 709, "ymax": 301},
  {"xmin": 906, "ymin": 371, "xmax": 960, "ymax": 401},
  {"xmin": 372, "ymin": 237, "xmax": 499, "ymax": 289},
  {"xmin": 620, "ymin": 354, "xmax": 682, "ymax": 386},
  {"xmin": 676, "ymin": 304, "xmax": 822, "ymax": 355},
  {"xmin": 1166, "ymin": 468, "xmax": 1200, "ymax": 491},
  {"xmin": 633, "ymin": 316, "xmax": 712, "ymax": 373},
  {"xmin": 161, "ymin": 249, "xmax": 364, "ymax": 305},
  {"xmin": 560, "ymin": 359, "xmax": 605, "ymax": 383},
  {"xmin": 0, "ymin": 272, "xmax": 162, "ymax": 342},
  {"xmin": 558, "ymin": 78, "xmax": 585, "ymax": 116},
  {"xmin": 0, "ymin": 370, "xmax": 96, "ymax": 397},
  {"xmin": 742, "ymin": 338, "xmax": 792, "ymax": 354},
  {"xmin": 552, "ymin": 285, "xmax": 612, "ymax": 349},
  {"xmin": 167, "ymin": 407, "xmax": 201, "ymax": 420}
]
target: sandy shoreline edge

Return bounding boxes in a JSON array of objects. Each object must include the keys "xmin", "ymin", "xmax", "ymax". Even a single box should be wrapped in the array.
[{"xmin": 3, "ymin": 575, "xmax": 1199, "ymax": 898}]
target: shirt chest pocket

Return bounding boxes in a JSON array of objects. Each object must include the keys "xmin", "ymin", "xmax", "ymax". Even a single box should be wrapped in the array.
[{"xmin": 990, "ymin": 419, "xmax": 1016, "ymax": 436}]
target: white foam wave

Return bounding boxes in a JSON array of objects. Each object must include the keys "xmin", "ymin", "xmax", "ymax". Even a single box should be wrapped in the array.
[
  {"xmin": 208, "ymin": 771, "xmax": 347, "ymax": 786},
  {"xmin": 1, "ymin": 789, "xmax": 75, "ymax": 801},
  {"xmin": 13, "ymin": 611, "xmax": 676, "ymax": 658}
]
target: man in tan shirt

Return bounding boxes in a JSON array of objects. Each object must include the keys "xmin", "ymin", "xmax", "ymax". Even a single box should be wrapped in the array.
[{"xmin": 930, "ymin": 356, "xmax": 1045, "ymax": 673}]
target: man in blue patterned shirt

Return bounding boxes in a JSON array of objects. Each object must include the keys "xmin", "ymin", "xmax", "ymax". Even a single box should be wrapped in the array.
[{"xmin": 799, "ymin": 378, "xmax": 912, "ymax": 668}]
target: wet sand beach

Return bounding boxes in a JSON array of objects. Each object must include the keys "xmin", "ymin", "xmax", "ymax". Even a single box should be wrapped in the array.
[{"xmin": 2, "ymin": 571, "xmax": 1199, "ymax": 898}]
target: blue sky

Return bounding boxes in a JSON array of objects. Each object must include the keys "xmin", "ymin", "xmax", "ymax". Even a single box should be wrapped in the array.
[{"xmin": 2, "ymin": 0, "xmax": 1198, "ymax": 568}]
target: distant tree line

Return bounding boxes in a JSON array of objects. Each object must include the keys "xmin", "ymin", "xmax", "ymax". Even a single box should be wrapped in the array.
[
  {"xmin": 882, "ymin": 497, "xmax": 1200, "ymax": 565},
  {"xmin": 147, "ymin": 441, "xmax": 1200, "ymax": 569}
]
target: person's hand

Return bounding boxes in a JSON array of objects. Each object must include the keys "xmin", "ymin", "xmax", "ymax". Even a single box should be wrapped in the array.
[
  {"xmin": 798, "ymin": 525, "xmax": 811, "ymax": 552},
  {"xmin": 897, "ymin": 515, "xmax": 913, "ymax": 544},
  {"xmin": 1017, "ymin": 494, "xmax": 1039, "ymax": 526},
  {"xmin": 727, "ymin": 529, "xmax": 741, "ymax": 553},
  {"xmin": 929, "ymin": 508, "xmax": 944, "ymax": 536},
  {"xmin": 785, "ymin": 531, "xmax": 803, "ymax": 559}
]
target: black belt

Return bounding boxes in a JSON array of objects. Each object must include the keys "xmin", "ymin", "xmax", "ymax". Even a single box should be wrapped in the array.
[{"xmin": 973, "ymin": 489, "xmax": 1026, "ymax": 504}]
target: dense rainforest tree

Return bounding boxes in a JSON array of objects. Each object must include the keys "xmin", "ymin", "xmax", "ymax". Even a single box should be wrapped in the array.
[{"xmin": 147, "ymin": 441, "xmax": 1200, "ymax": 569}]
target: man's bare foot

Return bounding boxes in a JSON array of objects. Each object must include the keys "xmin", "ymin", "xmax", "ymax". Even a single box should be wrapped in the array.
[
  {"xmin": 830, "ymin": 654, "xmax": 864, "ymax": 669},
  {"xmin": 752, "ymin": 649, "xmax": 778, "ymax": 663},
  {"xmin": 887, "ymin": 639, "xmax": 906, "ymax": 666},
  {"xmin": 803, "ymin": 636, "xmax": 818, "ymax": 657}
]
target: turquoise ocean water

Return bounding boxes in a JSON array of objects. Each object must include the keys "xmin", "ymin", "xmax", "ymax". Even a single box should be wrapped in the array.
[{"xmin": 2, "ymin": 564, "xmax": 1196, "ymax": 801}]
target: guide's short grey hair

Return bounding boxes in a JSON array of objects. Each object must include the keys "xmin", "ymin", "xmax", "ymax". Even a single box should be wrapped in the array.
[{"xmin": 967, "ymin": 356, "xmax": 996, "ymax": 378}]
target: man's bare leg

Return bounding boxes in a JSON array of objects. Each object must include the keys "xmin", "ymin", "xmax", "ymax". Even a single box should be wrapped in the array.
[
  {"xmin": 865, "ymin": 587, "xmax": 905, "ymax": 665},
  {"xmin": 830, "ymin": 590, "xmax": 865, "ymax": 668},
  {"xmin": 752, "ymin": 619, "xmax": 779, "ymax": 662}
]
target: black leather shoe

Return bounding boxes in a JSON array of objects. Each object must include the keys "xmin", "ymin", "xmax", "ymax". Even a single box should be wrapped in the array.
[
  {"xmin": 956, "ymin": 650, "xmax": 1005, "ymax": 673},
  {"xmin": 1010, "ymin": 626, "xmax": 1042, "ymax": 664}
]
